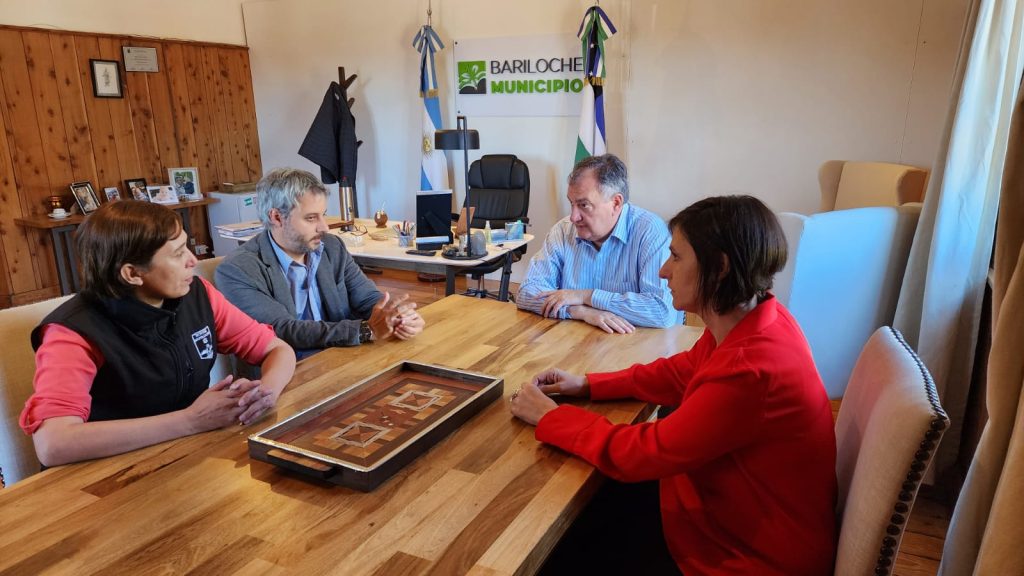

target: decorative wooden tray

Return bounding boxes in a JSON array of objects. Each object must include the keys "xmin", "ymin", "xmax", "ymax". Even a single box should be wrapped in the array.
[{"xmin": 248, "ymin": 361, "xmax": 503, "ymax": 491}]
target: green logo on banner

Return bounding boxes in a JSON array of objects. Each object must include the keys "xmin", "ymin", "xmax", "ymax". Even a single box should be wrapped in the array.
[{"xmin": 458, "ymin": 61, "xmax": 487, "ymax": 94}]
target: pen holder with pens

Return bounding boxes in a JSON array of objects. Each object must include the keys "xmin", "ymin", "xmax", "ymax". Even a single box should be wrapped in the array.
[{"xmin": 394, "ymin": 221, "xmax": 415, "ymax": 247}]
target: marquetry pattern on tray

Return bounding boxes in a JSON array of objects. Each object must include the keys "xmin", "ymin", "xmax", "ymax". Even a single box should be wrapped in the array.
[{"xmin": 270, "ymin": 374, "xmax": 476, "ymax": 469}]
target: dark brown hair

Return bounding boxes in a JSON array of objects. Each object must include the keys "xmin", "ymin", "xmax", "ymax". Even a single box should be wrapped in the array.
[
  {"xmin": 76, "ymin": 201, "xmax": 182, "ymax": 299},
  {"xmin": 669, "ymin": 195, "xmax": 787, "ymax": 315}
]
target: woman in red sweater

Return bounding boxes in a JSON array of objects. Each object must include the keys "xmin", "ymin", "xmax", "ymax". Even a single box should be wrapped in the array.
[{"xmin": 511, "ymin": 195, "xmax": 837, "ymax": 575}]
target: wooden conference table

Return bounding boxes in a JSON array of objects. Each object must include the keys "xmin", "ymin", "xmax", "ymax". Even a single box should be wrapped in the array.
[{"xmin": 0, "ymin": 297, "xmax": 700, "ymax": 575}]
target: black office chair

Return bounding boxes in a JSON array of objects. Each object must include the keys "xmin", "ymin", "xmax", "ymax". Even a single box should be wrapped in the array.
[{"xmin": 457, "ymin": 154, "xmax": 530, "ymax": 300}]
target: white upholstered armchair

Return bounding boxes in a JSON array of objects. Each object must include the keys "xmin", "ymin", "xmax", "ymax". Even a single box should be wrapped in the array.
[
  {"xmin": 773, "ymin": 204, "xmax": 920, "ymax": 398},
  {"xmin": 0, "ymin": 295, "xmax": 72, "ymax": 486}
]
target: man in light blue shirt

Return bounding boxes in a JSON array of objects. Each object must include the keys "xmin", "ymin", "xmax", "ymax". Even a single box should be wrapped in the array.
[{"xmin": 517, "ymin": 155, "xmax": 679, "ymax": 332}]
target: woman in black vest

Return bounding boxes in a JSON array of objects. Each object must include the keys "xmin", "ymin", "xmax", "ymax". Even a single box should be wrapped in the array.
[{"xmin": 20, "ymin": 201, "xmax": 296, "ymax": 467}]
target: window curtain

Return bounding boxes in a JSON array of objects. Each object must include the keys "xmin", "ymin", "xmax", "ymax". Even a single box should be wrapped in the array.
[
  {"xmin": 893, "ymin": 0, "xmax": 1024, "ymax": 479},
  {"xmin": 939, "ymin": 23, "xmax": 1024, "ymax": 576}
]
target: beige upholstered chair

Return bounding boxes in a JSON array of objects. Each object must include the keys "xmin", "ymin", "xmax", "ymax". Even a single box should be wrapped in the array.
[
  {"xmin": 193, "ymin": 257, "xmax": 237, "ymax": 385},
  {"xmin": 833, "ymin": 327, "xmax": 948, "ymax": 576},
  {"xmin": 819, "ymin": 160, "xmax": 928, "ymax": 212},
  {"xmin": 0, "ymin": 295, "xmax": 73, "ymax": 486}
]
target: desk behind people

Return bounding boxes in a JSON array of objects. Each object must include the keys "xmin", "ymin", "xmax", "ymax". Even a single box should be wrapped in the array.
[{"xmin": 0, "ymin": 296, "xmax": 702, "ymax": 574}]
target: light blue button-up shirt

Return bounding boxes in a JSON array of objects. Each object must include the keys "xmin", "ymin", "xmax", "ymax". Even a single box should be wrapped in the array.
[
  {"xmin": 268, "ymin": 231, "xmax": 324, "ymax": 322},
  {"xmin": 517, "ymin": 203, "xmax": 681, "ymax": 328}
]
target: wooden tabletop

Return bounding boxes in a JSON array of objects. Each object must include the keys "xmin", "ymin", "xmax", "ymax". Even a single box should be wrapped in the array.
[
  {"xmin": 0, "ymin": 297, "xmax": 701, "ymax": 575},
  {"xmin": 14, "ymin": 197, "xmax": 219, "ymax": 229}
]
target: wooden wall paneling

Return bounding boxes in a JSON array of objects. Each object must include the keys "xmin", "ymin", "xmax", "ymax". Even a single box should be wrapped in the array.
[
  {"xmin": 139, "ymin": 41, "xmax": 180, "ymax": 178},
  {"xmin": 122, "ymin": 39, "xmax": 163, "ymax": 184},
  {"xmin": 0, "ymin": 237, "xmax": 9, "ymax": 305},
  {"xmin": 23, "ymin": 31, "xmax": 75, "ymax": 290},
  {"xmin": 201, "ymin": 47, "xmax": 233, "ymax": 185},
  {"xmin": 164, "ymin": 43, "xmax": 208, "ymax": 250},
  {"xmin": 74, "ymin": 35, "xmax": 122, "ymax": 194},
  {"xmin": 217, "ymin": 49, "xmax": 250, "ymax": 183},
  {"xmin": 97, "ymin": 37, "xmax": 141, "ymax": 185},
  {"xmin": 0, "ymin": 25, "xmax": 263, "ymax": 304},
  {"xmin": 23, "ymin": 31, "xmax": 76, "ymax": 198},
  {"xmin": 0, "ymin": 73, "xmax": 32, "ymax": 296},
  {"xmin": 181, "ymin": 45, "xmax": 220, "ymax": 195},
  {"xmin": 232, "ymin": 49, "xmax": 262, "ymax": 182},
  {"xmin": 0, "ymin": 29, "xmax": 52, "ymax": 290},
  {"xmin": 164, "ymin": 44, "xmax": 199, "ymax": 171},
  {"xmin": 50, "ymin": 33, "xmax": 100, "ymax": 188}
]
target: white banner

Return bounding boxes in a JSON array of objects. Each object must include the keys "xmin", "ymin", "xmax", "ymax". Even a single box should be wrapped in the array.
[{"xmin": 453, "ymin": 35, "xmax": 584, "ymax": 117}]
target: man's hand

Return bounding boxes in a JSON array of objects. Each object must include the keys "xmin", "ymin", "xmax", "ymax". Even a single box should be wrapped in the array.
[
  {"xmin": 570, "ymin": 305, "xmax": 635, "ymax": 334},
  {"xmin": 393, "ymin": 309, "xmax": 425, "ymax": 340},
  {"xmin": 185, "ymin": 375, "xmax": 260, "ymax": 433},
  {"xmin": 531, "ymin": 368, "xmax": 590, "ymax": 397},
  {"xmin": 540, "ymin": 289, "xmax": 592, "ymax": 318},
  {"xmin": 368, "ymin": 292, "xmax": 418, "ymax": 341}
]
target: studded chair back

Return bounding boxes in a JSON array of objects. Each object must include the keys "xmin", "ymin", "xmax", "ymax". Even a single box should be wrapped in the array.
[{"xmin": 833, "ymin": 327, "xmax": 948, "ymax": 576}]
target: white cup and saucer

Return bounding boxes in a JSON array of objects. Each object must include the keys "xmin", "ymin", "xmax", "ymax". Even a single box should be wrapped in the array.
[{"xmin": 48, "ymin": 208, "xmax": 69, "ymax": 220}]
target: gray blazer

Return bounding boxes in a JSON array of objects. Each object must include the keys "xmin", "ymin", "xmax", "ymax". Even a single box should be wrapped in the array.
[{"xmin": 216, "ymin": 231, "xmax": 382, "ymax": 349}]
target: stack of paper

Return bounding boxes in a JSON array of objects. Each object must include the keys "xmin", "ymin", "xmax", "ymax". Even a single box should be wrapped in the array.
[{"xmin": 215, "ymin": 220, "xmax": 263, "ymax": 237}]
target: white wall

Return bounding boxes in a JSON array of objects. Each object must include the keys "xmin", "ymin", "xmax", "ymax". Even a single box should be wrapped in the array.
[
  {"xmin": 0, "ymin": 0, "xmax": 247, "ymax": 46},
  {"xmin": 243, "ymin": 0, "xmax": 968, "ymax": 282}
]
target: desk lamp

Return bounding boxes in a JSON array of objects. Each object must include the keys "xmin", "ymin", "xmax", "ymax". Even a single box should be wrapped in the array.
[{"xmin": 435, "ymin": 115, "xmax": 485, "ymax": 259}]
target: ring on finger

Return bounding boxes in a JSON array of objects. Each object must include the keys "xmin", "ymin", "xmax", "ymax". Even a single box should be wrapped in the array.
[{"xmin": 510, "ymin": 389, "xmax": 521, "ymax": 402}]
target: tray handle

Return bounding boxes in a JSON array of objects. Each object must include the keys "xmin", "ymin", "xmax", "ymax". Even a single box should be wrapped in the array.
[{"xmin": 266, "ymin": 449, "xmax": 338, "ymax": 480}]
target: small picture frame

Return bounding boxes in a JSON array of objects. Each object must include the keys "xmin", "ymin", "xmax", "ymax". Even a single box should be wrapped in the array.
[
  {"xmin": 168, "ymin": 167, "xmax": 201, "ymax": 201},
  {"xmin": 90, "ymin": 59, "xmax": 123, "ymax": 98},
  {"xmin": 70, "ymin": 181, "xmax": 101, "ymax": 214},
  {"xmin": 103, "ymin": 187, "xmax": 121, "ymax": 202},
  {"xmin": 147, "ymin": 185, "xmax": 179, "ymax": 205},
  {"xmin": 124, "ymin": 178, "xmax": 149, "ymax": 202}
]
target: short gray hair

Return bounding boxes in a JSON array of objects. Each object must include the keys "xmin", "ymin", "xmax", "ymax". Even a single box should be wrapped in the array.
[
  {"xmin": 256, "ymin": 168, "xmax": 328, "ymax": 226},
  {"xmin": 568, "ymin": 154, "xmax": 629, "ymax": 202}
]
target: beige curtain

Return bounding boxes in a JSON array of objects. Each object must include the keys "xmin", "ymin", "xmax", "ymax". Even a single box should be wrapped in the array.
[
  {"xmin": 893, "ymin": 0, "xmax": 1024, "ymax": 478},
  {"xmin": 939, "ymin": 9, "xmax": 1024, "ymax": 576}
]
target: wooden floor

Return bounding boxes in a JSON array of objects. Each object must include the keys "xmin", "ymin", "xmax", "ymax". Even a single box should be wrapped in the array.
[{"xmin": 379, "ymin": 269, "xmax": 950, "ymax": 575}]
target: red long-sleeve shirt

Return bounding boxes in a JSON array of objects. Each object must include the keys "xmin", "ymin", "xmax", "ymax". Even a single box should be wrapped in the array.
[
  {"xmin": 536, "ymin": 297, "xmax": 837, "ymax": 575},
  {"xmin": 20, "ymin": 277, "xmax": 275, "ymax": 434}
]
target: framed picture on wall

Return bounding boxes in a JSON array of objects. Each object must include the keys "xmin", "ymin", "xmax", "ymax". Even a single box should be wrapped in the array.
[
  {"xmin": 69, "ymin": 181, "xmax": 101, "ymax": 214},
  {"xmin": 168, "ymin": 167, "xmax": 201, "ymax": 201},
  {"xmin": 90, "ymin": 59, "xmax": 123, "ymax": 98},
  {"xmin": 124, "ymin": 178, "xmax": 149, "ymax": 202},
  {"xmin": 103, "ymin": 187, "xmax": 121, "ymax": 202}
]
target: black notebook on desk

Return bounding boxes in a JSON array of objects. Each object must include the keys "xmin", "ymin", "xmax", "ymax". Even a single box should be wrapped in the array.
[{"xmin": 416, "ymin": 190, "xmax": 453, "ymax": 250}]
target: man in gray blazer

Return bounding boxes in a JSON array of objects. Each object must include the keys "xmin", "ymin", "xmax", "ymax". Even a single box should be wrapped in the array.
[{"xmin": 217, "ymin": 168, "xmax": 425, "ymax": 358}]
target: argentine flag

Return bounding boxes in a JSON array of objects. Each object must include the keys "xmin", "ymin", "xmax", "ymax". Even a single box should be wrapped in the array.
[
  {"xmin": 575, "ymin": 6, "xmax": 617, "ymax": 164},
  {"xmin": 415, "ymin": 25, "xmax": 449, "ymax": 190}
]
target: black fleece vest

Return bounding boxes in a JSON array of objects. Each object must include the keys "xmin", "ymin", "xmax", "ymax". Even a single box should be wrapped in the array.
[{"xmin": 31, "ymin": 282, "xmax": 218, "ymax": 422}]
